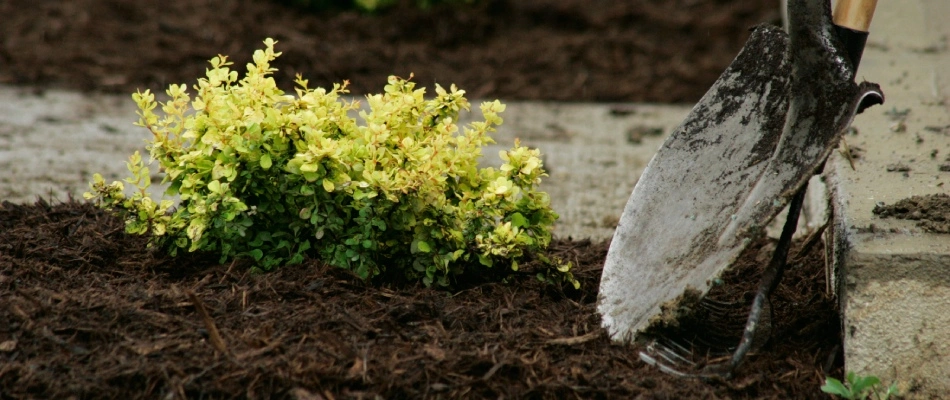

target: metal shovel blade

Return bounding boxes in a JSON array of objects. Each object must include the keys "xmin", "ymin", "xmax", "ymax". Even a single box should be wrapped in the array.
[{"xmin": 598, "ymin": 0, "xmax": 883, "ymax": 343}]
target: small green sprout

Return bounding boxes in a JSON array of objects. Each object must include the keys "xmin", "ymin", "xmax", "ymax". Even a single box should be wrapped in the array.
[{"xmin": 821, "ymin": 371, "xmax": 900, "ymax": 400}]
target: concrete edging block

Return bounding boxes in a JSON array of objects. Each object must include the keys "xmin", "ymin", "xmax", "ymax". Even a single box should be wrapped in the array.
[{"xmin": 828, "ymin": 0, "xmax": 950, "ymax": 397}]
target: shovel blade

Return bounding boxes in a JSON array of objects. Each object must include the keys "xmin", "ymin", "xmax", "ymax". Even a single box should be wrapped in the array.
[
  {"xmin": 598, "ymin": 0, "xmax": 883, "ymax": 344},
  {"xmin": 598, "ymin": 25, "xmax": 792, "ymax": 342}
]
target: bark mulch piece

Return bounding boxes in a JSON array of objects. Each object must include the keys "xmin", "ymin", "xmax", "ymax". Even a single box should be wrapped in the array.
[
  {"xmin": 0, "ymin": 0, "xmax": 779, "ymax": 102},
  {"xmin": 0, "ymin": 200, "xmax": 841, "ymax": 398}
]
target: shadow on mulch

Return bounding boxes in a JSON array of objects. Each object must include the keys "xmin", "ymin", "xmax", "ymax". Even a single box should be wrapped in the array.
[{"xmin": 0, "ymin": 199, "xmax": 841, "ymax": 399}]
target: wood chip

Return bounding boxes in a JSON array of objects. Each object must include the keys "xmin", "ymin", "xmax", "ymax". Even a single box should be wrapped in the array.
[
  {"xmin": 186, "ymin": 291, "xmax": 231, "ymax": 357},
  {"xmin": 546, "ymin": 331, "xmax": 601, "ymax": 345}
]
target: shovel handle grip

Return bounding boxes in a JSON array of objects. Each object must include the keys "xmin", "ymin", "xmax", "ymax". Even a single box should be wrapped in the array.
[
  {"xmin": 832, "ymin": 0, "xmax": 879, "ymax": 68},
  {"xmin": 833, "ymin": 0, "xmax": 878, "ymax": 32}
]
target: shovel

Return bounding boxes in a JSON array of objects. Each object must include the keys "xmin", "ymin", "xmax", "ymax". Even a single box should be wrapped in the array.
[{"xmin": 597, "ymin": 0, "xmax": 883, "ymax": 376}]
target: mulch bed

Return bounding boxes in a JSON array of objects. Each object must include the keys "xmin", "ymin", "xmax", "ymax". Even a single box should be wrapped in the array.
[
  {"xmin": 0, "ymin": 0, "xmax": 843, "ymax": 398},
  {"xmin": 0, "ymin": 0, "xmax": 779, "ymax": 102},
  {"xmin": 0, "ymin": 200, "xmax": 839, "ymax": 399}
]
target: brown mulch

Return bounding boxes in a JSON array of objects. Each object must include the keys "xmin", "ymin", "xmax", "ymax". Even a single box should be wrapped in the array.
[
  {"xmin": 0, "ymin": 0, "xmax": 845, "ymax": 398},
  {"xmin": 0, "ymin": 200, "xmax": 840, "ymax": 399},
  {"xmin": 873, "ymin": 193, "xmax": 950, "ymax": 234},
  {"xmin": 0, "ymin": 0, "xmax": 779, "ymax": 102}
]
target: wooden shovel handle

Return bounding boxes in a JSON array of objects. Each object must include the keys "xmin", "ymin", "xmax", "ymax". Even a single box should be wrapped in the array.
[{"xmin": 833, "ymin": 0, "xmax": 878, "ymax": 32}]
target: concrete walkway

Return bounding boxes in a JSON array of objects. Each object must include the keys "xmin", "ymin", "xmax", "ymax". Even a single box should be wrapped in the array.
[
  {"xmin": 0, "ymin": 88, "xmax": 690, "ymax": 242},
  {"xmin": 0, "ymin": 0, "xmax": 947, "ymax": 396}
]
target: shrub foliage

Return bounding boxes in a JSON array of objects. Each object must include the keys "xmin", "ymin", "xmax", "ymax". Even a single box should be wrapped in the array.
[{"xmin": 85, "ymin": 38, "xmax": 577, "ymax": 288}]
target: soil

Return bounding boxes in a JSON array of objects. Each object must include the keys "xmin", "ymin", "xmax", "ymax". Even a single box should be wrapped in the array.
[
  {"xmin": 0, "ymin": 0, "xmax": 779, "ymax": 102},
  {"xmin": 0, "ymin": 1, "xmax": 843, "ymax": 398},
  {"xmin": 873, "ymin": 193, "xmax": 950, "ymax": 234}
]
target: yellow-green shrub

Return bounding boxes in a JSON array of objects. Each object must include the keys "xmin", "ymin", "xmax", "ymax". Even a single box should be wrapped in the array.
[{"xmin": 85, "ymin": 38, "xmax": 577, "ymax": 288}]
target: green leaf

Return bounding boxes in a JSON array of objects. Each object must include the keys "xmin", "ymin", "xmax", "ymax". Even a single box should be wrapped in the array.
[
  {"xmin": 885, "ymin": 383, "xmax": 900, "ymax": 398},
  {"xmin": 354, "ymin": 263, "xmax": 370, "ymax": 279},
  {"xmin": 509, "ymin": 212, "xmax": 528, "ymax": 228},
  {"xmin": 821, "ymin": 378, "xmax": 856, "ymax": 399},
  {"xmin": 207, "ymin": 180, "xmax": 221, "ymax": 194},
  {"xmin": 260, "ymin": 153, "xmax": 272, "ymax": 170},
  {"xmin": 412, "ymin": 259, "xmax": 426, "ymax": 272},
  {"xmin": 849, "ymin": 372, "xmax": 881, "ymax": 394},
  {"xmin": 248, "ymin": 249, "xmax": 264, "ymax": 261},
  {"xmin": 557, "ymin": 262, "xmax": 572, "ymax": 273},
  {"xmin": 417, "ymin": 240, "xmax": 431, "ymax": 253}
]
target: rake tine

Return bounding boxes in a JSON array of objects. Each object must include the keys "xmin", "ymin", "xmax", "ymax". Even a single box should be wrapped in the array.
[
  {"xmin": 646, "ymin": 185, "xmax": 807, "ymax": 379},
  {"xmin": 698, "ymin": 298, "xmax": 735, "ymax": 314},
  {"xmin": 639, "ymin": 351, "xmax": 697, "ymax": 379},
  {"xmin": 698, "ymin": 299, "xmax": 747, "ymax": 323},
  {"xmin": 653, "ymin": 339, "xmax": 696, "ymax": 364}
]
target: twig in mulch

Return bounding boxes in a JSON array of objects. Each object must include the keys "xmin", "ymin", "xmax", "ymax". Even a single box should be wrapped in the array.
[
  {"xmin": 546, "ymin": 331, "xmax": 602, "ymax": 346},
  {"xmin": 186, "ymin": 291, "xmax": 232, "ymax": 358}
]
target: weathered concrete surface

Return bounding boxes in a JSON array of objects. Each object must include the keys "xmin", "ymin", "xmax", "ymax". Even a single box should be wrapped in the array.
[
  {"xmin": 827, "ymin": 0, "xmax": 950, "ymax": 396},
  {"xmin": 478, "ymin": 103, "xmax": 690, "ymax": 241},
  {"xmin": 0, "ymin": 88, "xmax": 153, "ymax": 202},
  {"xmin": 0, "ymin": 86, "xmax": 690, "ymax": 242}
]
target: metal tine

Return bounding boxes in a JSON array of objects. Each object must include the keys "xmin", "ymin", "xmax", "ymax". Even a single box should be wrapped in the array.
[
  {"xmin": 652, "ymin": 337, "xmax": 698, "ymax": 365},
  {"xmin": 698, "ymin": 297, "xmax": 737, "ymax": 310},
  {"xmin": 640, "ymin": 340, "xmax": 699, "ymax": 378},
  {"xmin": 638, "ymin": 208, "xmax": 804, "ymax": 379},
  {"xmin": 669, "ymin": 333, "xmax": 736, "ymax": 360},
  {"xmin": 698, "ymin": 298, "xmax": 748, "ymax": 320},
  {"xmin": 705, "ymin": 299, "xmax": 758, "ymax": 324},
  {"xmin": 638, "ymin": 270, "xmax": 779, "ymax": 378},
  {"xmin": 639, "ymin": 351, "xmax": 696, "ymax": 379},
  {"xmin": 645, "ymin": 333, "xmax": 729, "ymax": 367},
  {"xmin": 641, "ymin": 338, "xmax": 726, "ymax": 378}
]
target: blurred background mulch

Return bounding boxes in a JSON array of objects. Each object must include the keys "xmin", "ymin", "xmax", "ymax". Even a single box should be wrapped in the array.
[{"xmin": 0, "ymin": 0, "xmax": 780, "ymax": 102}]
